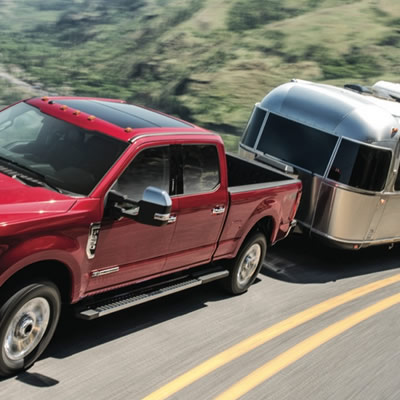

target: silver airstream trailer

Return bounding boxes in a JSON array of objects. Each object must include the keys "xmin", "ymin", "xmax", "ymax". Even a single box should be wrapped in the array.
[{"xmin": 239, "ymin": 79, "xmax": 400, "ymax": 249}]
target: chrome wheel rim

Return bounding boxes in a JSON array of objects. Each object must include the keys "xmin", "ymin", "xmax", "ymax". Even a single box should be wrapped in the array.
[
  {"xmin": 237, "ymin": 243, "xmax": 262, "ymax": 287},
  {"xmin": 4, "ymin": 297, "xmax": 50, "ymax": 361}
]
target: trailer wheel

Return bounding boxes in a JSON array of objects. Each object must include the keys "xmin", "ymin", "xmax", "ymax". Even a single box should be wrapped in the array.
[
  {"xmin": 224, "ymin": 232, "xmax": 267, "ymax": 295},
  {"xmin": 0, "ymin": 282, "xmax": 61, "ymax": 377}
]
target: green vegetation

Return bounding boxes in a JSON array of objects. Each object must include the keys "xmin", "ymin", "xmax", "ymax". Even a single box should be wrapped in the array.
[
  {"xmin": 226, "ymin": 0, "xmax": 295, "ymax": 31},
  {"xmin": 0, "ymin": 0, "xmax": 399, "ymax": 145}
]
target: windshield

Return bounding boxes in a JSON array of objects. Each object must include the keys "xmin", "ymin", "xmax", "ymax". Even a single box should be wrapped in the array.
[{"xmin": 0, "ymin": 102, "xmax": 128, "ymax": 195}]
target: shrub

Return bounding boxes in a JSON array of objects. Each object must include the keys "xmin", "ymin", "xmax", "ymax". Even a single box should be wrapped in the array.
[{"xmin": 227, "ymin": 0, "xmax": 289, "ymax": 32}]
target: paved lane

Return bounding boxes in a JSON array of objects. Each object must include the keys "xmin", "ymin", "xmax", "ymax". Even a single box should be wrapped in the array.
[{"xmin": 1, "ymin": 235, "xmax": 400, "ymax": 399}]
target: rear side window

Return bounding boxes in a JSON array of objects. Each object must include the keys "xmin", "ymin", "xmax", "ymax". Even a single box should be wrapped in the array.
[
  {"xmin": 328, "ymin": 139, "xmax": 391, "ymax": 191},
  {"xmin": 181, "ymin": 145, "xmax": 220, "ymax": 195},
  {"xmin": 241, "ymin": 106, "xmax": 267, "ymax": 148},
  {"xmin": 257, "ymin": 113, "xmax": 337, "ymax": 175}
]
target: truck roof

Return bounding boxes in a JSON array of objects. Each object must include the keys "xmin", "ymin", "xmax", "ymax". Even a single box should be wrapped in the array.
[
  {"xmin": 26, "ymin": 96, "xmax": 211, "ymax": 142},
  {"xmin": 260, "ymin": 80, "xmax": 400, "ymax": 146}
]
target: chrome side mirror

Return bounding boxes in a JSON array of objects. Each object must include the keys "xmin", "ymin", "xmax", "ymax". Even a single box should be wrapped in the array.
[
  {"xmin": 107, "ymin": 186, "xmax": 172, "ymax": 227},
  {"xmin": 137, "ymin": 186, "xmax": 172, "ymax": 226}
]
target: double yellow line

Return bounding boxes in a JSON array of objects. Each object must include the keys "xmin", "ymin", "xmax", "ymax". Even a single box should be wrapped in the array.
[{"xmin": 143, "ymin": 273, "xmax": 400, "ymax": 400}]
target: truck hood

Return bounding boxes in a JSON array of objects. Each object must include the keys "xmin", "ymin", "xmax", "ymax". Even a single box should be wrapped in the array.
[{"xmin": 0, "ymin": 173, "xmax": 77, "ymax": 226}]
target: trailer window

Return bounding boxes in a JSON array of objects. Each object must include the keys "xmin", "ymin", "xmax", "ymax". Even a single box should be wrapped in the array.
[
  {"xmin": 328, "ymin": 139, "xmax": 391, "ymax": 191},
  {"xmin": 395, "ymin": 170, "xmax": 400, "ymax": 191},
  {"xmin": 256, "ymin": 113, "xmax": 337, "ymax": 175},
  {"xmin": 241, "ymin": 106, "xmax": 266, "ymax": 148}
]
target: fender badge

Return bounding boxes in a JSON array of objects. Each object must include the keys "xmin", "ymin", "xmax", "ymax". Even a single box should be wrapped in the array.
[{"xmin": 86, "ymin": 222, "xmax": 101, "ymax": 259}]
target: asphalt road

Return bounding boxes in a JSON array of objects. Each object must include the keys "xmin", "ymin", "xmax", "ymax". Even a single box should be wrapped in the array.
[{"xmin": 1, "ymin": 234, "xmax": 400, "ymax": 399}]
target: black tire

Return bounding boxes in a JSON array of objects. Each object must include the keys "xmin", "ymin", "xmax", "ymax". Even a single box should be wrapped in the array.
[
  {"xmin": 224, "ymin": 232, "xmax": 267, "ymax": 295},
  {"xmin": 0, "ymin": 281, "xmax": 61, "ymax": 377}
]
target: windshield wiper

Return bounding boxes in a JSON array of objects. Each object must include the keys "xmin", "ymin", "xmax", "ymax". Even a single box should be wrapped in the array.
[{"xmin": 0, "ymin": 156, "xmax": 62, "ymax": 193}]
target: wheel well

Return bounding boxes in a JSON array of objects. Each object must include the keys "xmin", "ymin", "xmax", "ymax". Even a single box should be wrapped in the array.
[
  {"xmin": 1, "ymin": 261, "xmax": 72, "ymax": 303},
  {"xmin": 251, "ymin": 216, "xmax": 274, "ymax": 245}
]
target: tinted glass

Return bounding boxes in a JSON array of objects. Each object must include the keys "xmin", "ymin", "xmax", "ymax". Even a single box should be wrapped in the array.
[
  {"xmin": 242, "ymin": 106, "xmax": 266, "ymax": 148},
  {"xmin": 114, "ymin": 146, "xmax": 170, "ymax": 201},
  {"xmin": 328, "ymin": 139, "xmax": 391, "ymax": 191},
  {"xmin": 0, "ymin": 102, "xmax": 128, "ymax": 195},
  {"xmin": 182, "ymin": 145, "xmax": 219, "ymax": 195},
  {"xmin": 257, "ymin": 113, "xmax": 338, "ymax": 175},
  {"xmin": 60, "ymin": 100, "xmax": 191, "ymax": 128},
  {"xmin": 395, "ymin": 169, "xmax": 400, "ymax": 191}
]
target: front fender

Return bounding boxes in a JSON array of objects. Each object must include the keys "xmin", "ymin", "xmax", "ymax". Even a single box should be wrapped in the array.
[{"xmin": 0, "ymin": 235, "xmax": 86, "ymax": 302}]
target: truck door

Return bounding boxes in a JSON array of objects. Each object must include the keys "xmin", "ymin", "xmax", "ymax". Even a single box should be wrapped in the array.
[
  {"xmin": 163, "ymin": 144, "xmax": 228, "ymax": 271},
  {"xmin": 87, "ymin": 145, "xmax": 176, "ymax": 292}
]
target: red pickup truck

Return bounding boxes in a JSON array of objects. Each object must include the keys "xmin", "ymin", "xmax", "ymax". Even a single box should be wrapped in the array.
[{"xmin": 0, "ymin": 96, "xmax": 301, "ymax": 376}]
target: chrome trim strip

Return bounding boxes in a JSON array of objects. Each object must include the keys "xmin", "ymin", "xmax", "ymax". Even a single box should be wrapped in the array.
[
  {"xmin": 154, "ymin": 212, "xmax": 171, "ymax": 221},
  {"xmin": 324, "ymin": 136, "xmax": 343, "ymax": 179},
  {"xmin": 92, "ymin": 266, "xmax": 120, "ymax": 278},
  {"xmin": 253, "ymin": 108, "xmax": 269, "ymax": 149},
  {"xmin": 129, "ymin": 131, "xmax": 220, "ymax": 143}
]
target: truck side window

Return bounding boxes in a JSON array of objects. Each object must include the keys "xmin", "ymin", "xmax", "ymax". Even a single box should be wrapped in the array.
[
  {"xmin": 182, "ymin": 145, "xmax": 220, "ymax": 195},
  {"xmin": 115, "ymin": 146, "xmax": 170, "ymax": 200}
]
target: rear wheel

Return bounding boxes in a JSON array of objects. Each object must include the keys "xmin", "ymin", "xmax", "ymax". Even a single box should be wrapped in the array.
[
  {"xmin": 0, "ymin": 282, "xmax": 61, "ymax": 377},
  {"xmin": 224, "ymin": 232, "xmax": 267, "ymax": 294}
]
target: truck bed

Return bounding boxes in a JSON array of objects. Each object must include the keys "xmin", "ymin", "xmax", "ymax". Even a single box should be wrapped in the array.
[
  {"xmin": 226, "ymin": 153, "xmax": 295, "ymax": 192},
  {"xmin": 213, "ymin": 153, "xmax": 301, "ymax": 259}
]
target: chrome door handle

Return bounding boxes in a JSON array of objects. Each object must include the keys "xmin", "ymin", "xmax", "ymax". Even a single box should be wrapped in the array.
[
  {"xmin": 168, "ymin": 215, "xmax": 177, "ymax": 224},
  {"xmin": 212, "ymin": 206, "xmax": 225, "ymax": 215}
]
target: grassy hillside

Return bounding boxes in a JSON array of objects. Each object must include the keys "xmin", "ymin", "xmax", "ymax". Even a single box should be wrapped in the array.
[{"xmin": 1, "ymin": 0, "xmax": 400, "ymax": 150}]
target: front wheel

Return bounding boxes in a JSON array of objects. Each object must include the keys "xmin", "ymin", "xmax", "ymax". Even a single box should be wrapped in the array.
[
  {"xmin": 224, "ymin": 232, "xmax": 267, "ymax": 295},
  {"xmin": 0, "ymin": 282, "xmax": 61, "ymax": 377}
]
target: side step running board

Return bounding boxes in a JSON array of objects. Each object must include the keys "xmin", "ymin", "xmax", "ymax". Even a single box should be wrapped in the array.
[{"xmin": 77, "ymin": 269, "xmax": 229, "ymax": 320}]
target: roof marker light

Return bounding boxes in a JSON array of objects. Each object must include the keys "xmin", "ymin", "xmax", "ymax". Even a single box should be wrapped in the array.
[
  {"xmin": 125, "ymin": 127, "xmax": 133, "ymax": 133},
  {"xmin": 41, "ymin": 96, "xmax": 49, "ymax": 102},
  {"xmin": 73, "ymin": 110, "xmax": 81, "ymax": 116},
  {"xmin": 88, "ymin": 115, "xmax": 96, "ymax": 121},
  {"xmin": 60, "ymin": 105, "xmax": 68, "ymax": 111}
]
